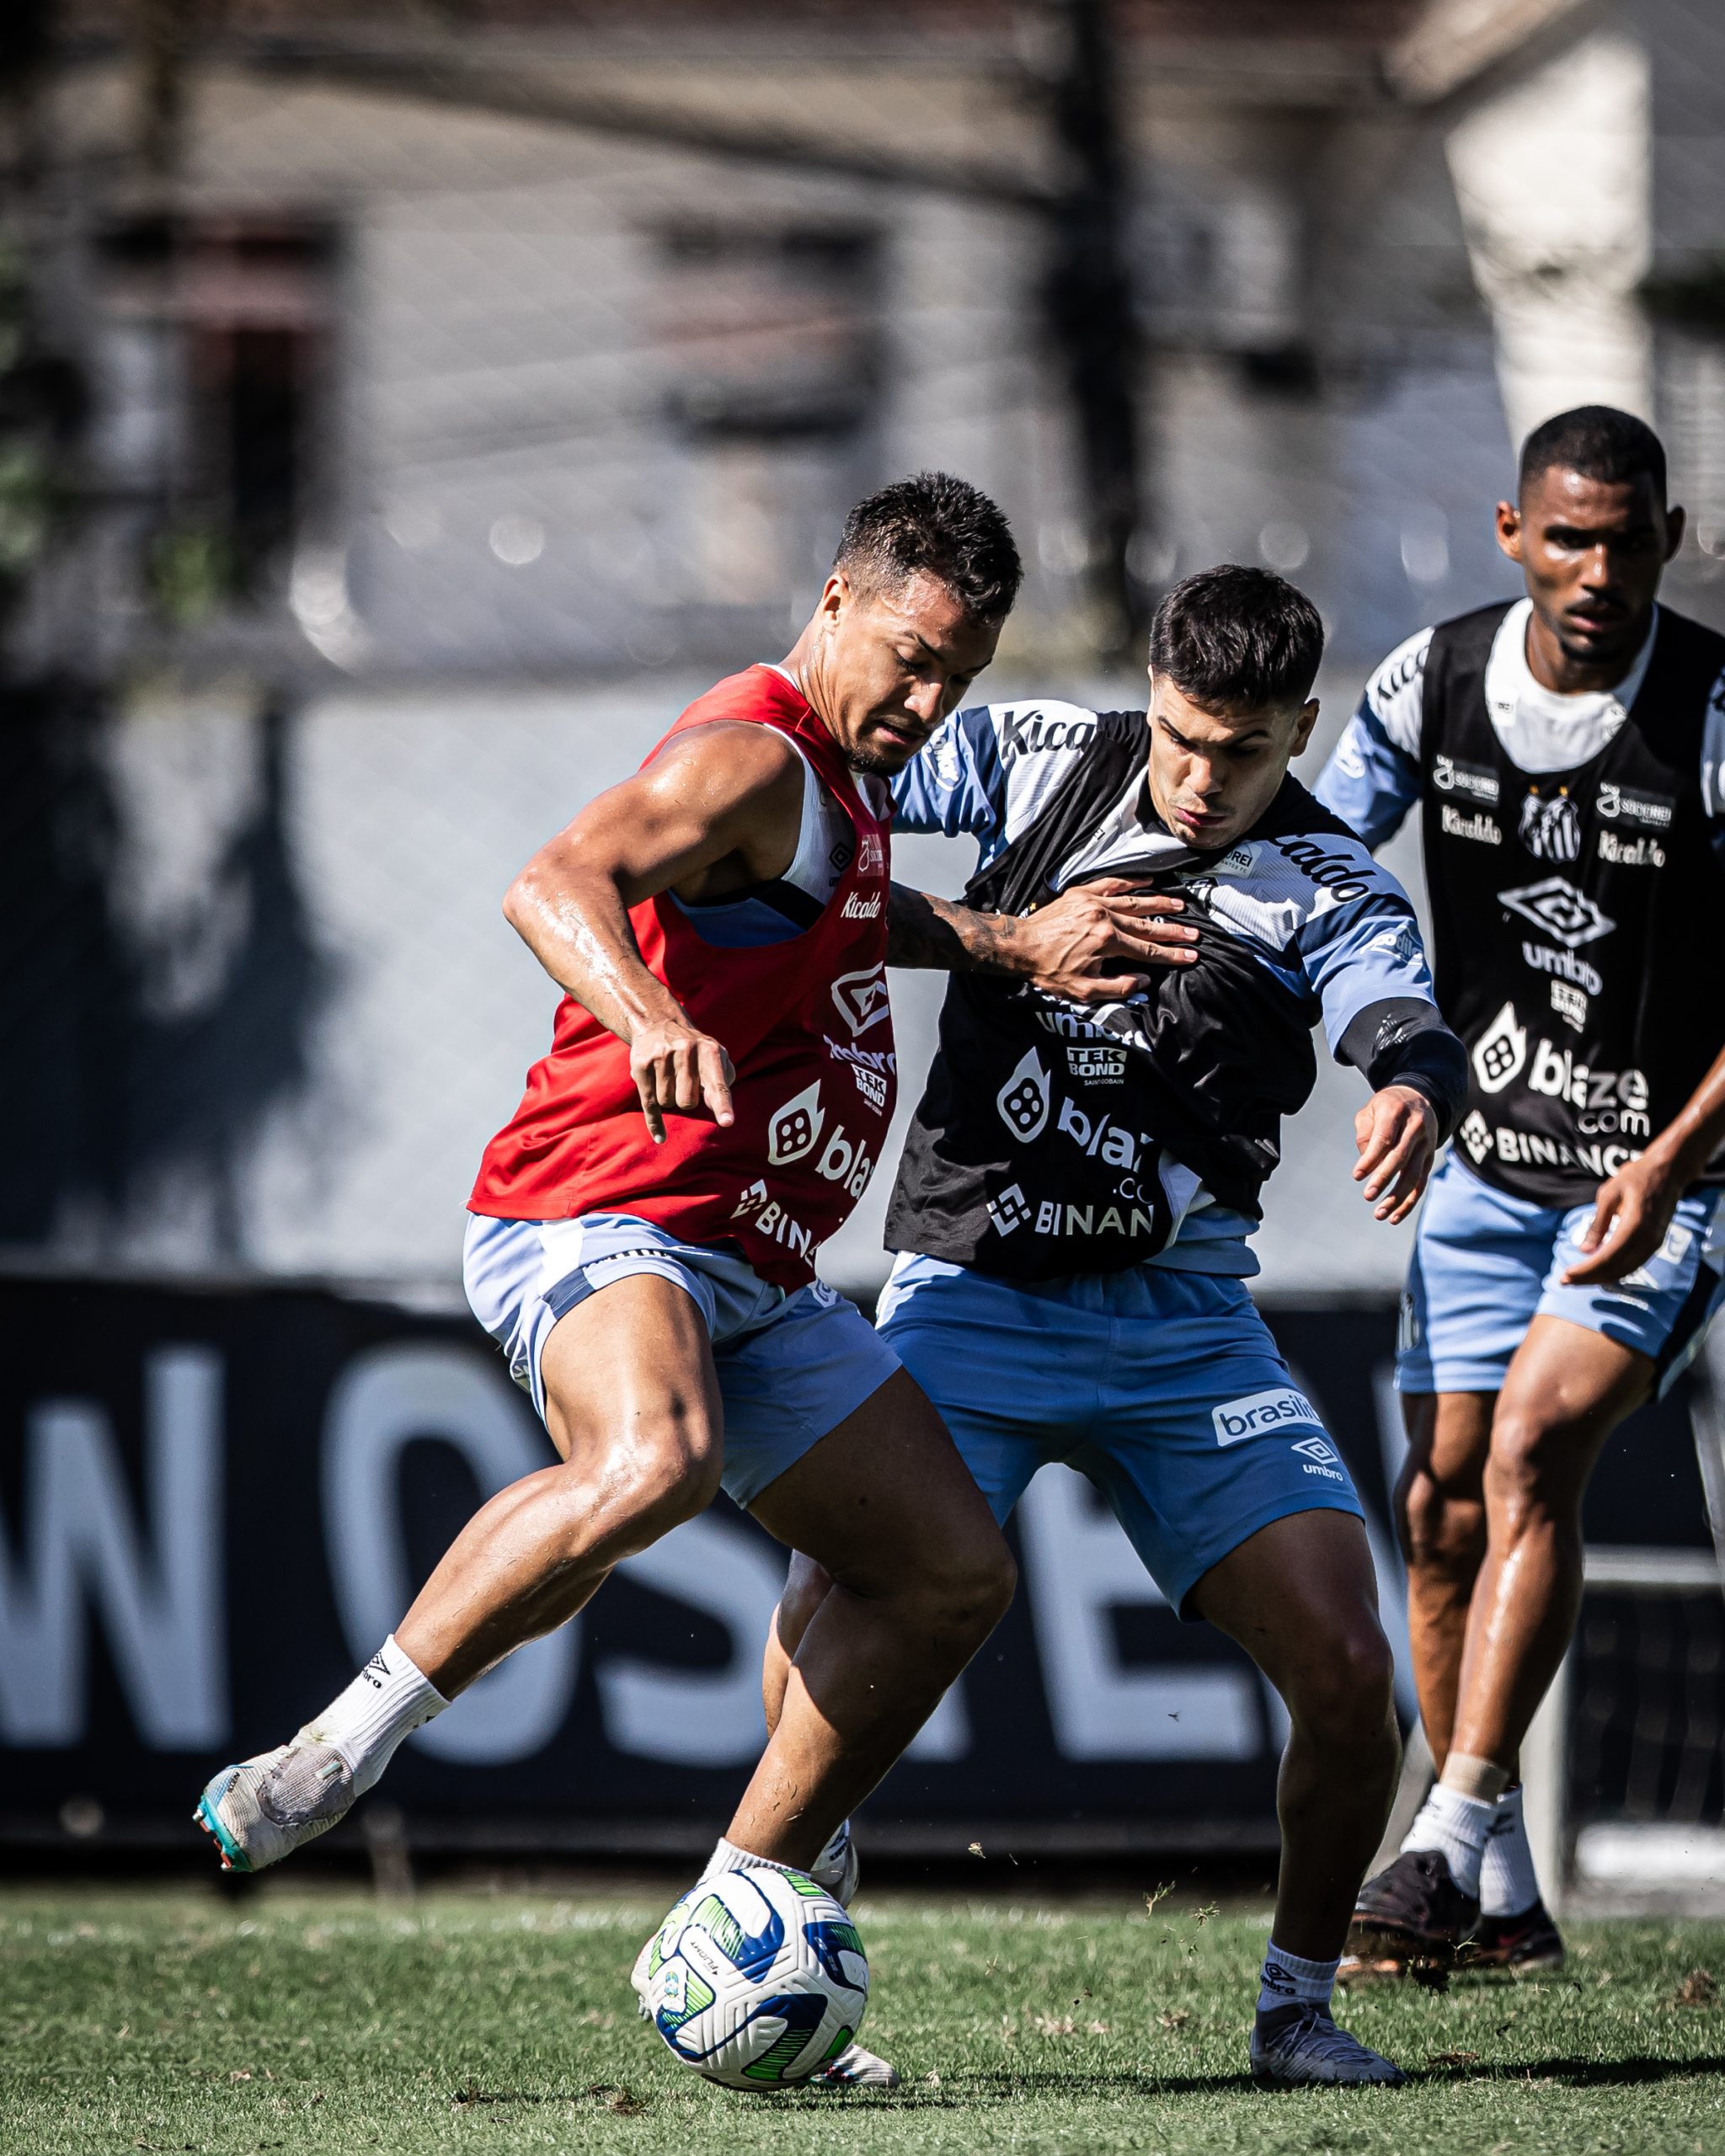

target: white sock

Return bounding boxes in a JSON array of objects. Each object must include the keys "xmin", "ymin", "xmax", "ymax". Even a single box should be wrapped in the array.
[
  {"xmin": 702, "ymin": 1835, "xmax": 797, "ymax": 1881},
  {"xmin": 1257, "ymin": 1940, "xmax": 1339, "ymax": 2017},
  {"xmin": 1400, "ymin": 1782, "xmax": 1494, "ymax": 1899},
  {"xmin": 1479, "ymin": 1784, "xmax": 1541, "ymax": 1917},
  {"xmin": 302, "ymin": 1636, "xmax": 446, "ymax": 1795}
]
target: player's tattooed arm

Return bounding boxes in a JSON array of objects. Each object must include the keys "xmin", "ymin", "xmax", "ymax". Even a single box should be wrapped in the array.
[
  {"xmin": 504, "ymin": 725, "xmax": 805, "ymax": 1140},
  {"xmin": 1565, "ymin": 1040, "xmax": 1725, "ymax": 1285},
  {"xmin": 888, "ymin": 877, "xmax": 1198, "ymax": 1005}
]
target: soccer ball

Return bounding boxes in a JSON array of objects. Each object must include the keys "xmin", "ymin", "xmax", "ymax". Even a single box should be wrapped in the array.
[{"xmin": 641, "ymin": 1865, "xmax": 868, "ymax": 2089}]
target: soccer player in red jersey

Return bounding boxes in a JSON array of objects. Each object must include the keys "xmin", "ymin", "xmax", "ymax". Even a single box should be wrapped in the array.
[{"xmin": 195, "ymin": 474, "xmax": 1182, "ymax": 2087}]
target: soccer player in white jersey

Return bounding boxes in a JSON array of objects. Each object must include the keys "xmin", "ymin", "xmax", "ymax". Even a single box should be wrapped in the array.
[
  {"xmin": 774, "ymin": 566, "xmax": 1471, "ymax": 2086},
  {"xmin": 1314, "ymin": 408, "xmax": 1725, "ymax": 1979}
]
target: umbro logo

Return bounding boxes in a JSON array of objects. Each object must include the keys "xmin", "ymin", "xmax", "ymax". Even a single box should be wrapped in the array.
[
  {"xmin": 1498, "ymin": 876, "xmax": 1615, "ymax": 950},
  {"xmin": 830, "ymin": 963, "xmax": 891, "ymax": 1038}
]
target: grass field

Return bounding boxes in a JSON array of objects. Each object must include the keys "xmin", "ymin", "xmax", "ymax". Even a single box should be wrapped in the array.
[{"xmin": 4, "ymin": 1884, "xmax": 1723, "ymax": 2155}]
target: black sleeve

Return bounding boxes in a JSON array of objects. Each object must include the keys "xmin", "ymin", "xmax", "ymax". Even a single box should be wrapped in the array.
[{"xmin": 1336, "ymin": 996, "xmax": 1468, "ymax": 1146}]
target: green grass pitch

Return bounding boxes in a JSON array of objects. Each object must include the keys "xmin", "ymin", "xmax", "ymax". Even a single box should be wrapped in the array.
[{"xmin": 3, "ymin": 1886, "xmax": 1722, "ymax": 2154}]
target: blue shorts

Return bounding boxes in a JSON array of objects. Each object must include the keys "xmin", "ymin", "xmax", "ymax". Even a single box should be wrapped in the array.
[
  {"xmin": 1397, "ymin": 1152, "xmax": 1725, "ymax": 1399},
  {"xmin": 462, "ymin": 1213, "xmax": 901, "ymax": 1508},
  {"xmin": 876, "ymin": 1252, "xmax": 1364, "ymax": 1616}
]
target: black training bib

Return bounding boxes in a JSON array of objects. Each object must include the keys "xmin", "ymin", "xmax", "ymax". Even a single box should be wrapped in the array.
[{"xmin": 1419, "ymin": 601, "xmax": 1725, "ymax": 1205}]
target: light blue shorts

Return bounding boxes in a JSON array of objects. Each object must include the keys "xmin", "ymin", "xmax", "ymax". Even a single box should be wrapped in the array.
[
  {"xmin": 876, "ymin": 1252, "xmax": 1364, "ymax": 1616},
  {"xmin": 462, "ymin": 1213, "xmax": 901, "ymax": 1508},
  {"xmin": 1397, "ymin": 1152, "xmax": 1725, "ymax": 1399}
]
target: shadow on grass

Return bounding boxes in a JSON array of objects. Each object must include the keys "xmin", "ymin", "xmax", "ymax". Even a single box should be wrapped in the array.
[
  {"xmin": 1464, "ymin": 2053, "xmax": 1725, "ymax": 2090},
  {"xmin": 443, "ymin": 2052, "xmax": 1725, "ymax": 2113}
]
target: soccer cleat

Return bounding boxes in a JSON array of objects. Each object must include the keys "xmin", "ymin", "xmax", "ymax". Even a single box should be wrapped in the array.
[
  {"xmin": 1460, "ymin": 1899, "xmax": 1566, "ymax": 1974},
  {"xmin": 1342, "ymin": 1849, "xmax": 1481, "ymax": 1983},
  {"xmin": 1250, "ymin": 2002, "xmax": 1406, "ymax": 2089},
  {"xmin": 194, "ymin": 1735, "xmax": 356, "ymax": 1874},
  {"xmin": 804, "ymin": 2039, "xmax": 900, "ymax": 2089},
  {"xmin": 810, "ymin": 1818, "xmax": 861, "ymax": 1910}
]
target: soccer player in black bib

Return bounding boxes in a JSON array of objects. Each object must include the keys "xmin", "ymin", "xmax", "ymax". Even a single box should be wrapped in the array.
[
  {"xmin": 1316, "ymin": 408, "xmax": 1725, "ymax": 1978},
  {"xmin": 772, "ymin": 566, "xmax": 1471, "ymax": 2086}
]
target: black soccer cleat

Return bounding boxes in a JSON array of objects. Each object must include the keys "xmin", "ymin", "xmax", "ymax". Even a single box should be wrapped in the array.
[
  {"xmin": 1459, "ymin": 1898, "xmax": 1565, "ymax": 1975},
  {"xmin": 1340, "ymin": 1849, "xmax": 1480, "ymax": 1986}
]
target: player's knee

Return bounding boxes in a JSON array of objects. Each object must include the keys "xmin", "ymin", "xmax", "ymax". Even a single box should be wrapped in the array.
[
  {"xmin": 777, "ymin": 1555, "xmax": 835, "ymax": 1652},
  {"xmin": 586, "ymin": 1411, "xmax": 724, "ymax": 1541},
  {"xmin": 1290, "ymin": 1614, "xmax": 1396, "ymax": 1753},
  {"xmin": 1485, "ymin": 1410, "xmax": 1581, "ymax": 1534},
  {"xmin": 918, "ymin": 1527, "xmax": 1017, "ymax": 1656},
  {"xmin": 1398, "ymin": 1468, "xmax": 1484, "ymax": 1580}
]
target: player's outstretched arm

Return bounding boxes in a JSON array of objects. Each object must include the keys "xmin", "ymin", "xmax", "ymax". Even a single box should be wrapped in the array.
[
  {"xmin": 504, "ymin": 724, "xmax": 805, "ymax": 1140},
  {"xmin": 1352, "ymin": 1086, "xmax": 1440, "ymax": 1225},
  {"xmin": 1564, "ymin": 1042, "xmax": 1725, "ymax": 1284},
  {"xmin": 887, "ymin": 877, "xmax": 1197, "ymax": 1004}
]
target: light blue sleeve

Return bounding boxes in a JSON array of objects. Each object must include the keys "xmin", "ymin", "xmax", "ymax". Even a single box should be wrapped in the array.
[
  {"xmin": 1310, "ymin": 626, "xmax": 1432, "ymax": 851},
  {"xmin": 889, "ymin": 705, "xmax": 1007, "ymax": 843},
  {"xmin": 1296, "ymin": 878, "xmax": 1438, "ymax": 1056},
  {"xmin": 1311, "ymin": 702, "xmax": 1423, "ymax": 851}
]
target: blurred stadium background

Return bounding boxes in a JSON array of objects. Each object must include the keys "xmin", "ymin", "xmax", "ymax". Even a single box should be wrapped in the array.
[{"xmin": 4, "ymin": 0, "xmax": 1725, "ymax": 1904}]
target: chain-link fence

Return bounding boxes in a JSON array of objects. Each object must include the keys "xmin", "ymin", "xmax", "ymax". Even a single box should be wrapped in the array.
[{"xmin": 5, "ymin": 0, "xmax": 1725, "ymax": 1298}]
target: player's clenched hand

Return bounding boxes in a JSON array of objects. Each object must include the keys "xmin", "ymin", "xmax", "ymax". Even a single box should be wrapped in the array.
[
  {"xmin": 1008, "ymin": 877, "xmax": 1198, "ymax": 1005},
  {"xmin": 1353, "ymin": 1086, "xmax": 1438, "ymax": 1225},
  {"xmin": 1562, "ymin": 1150, "xmax": 1680, "ymax": 1285},
  {"xmin": 628, "ymin": 1019, "xmax": 735, "ymax": 1143}
]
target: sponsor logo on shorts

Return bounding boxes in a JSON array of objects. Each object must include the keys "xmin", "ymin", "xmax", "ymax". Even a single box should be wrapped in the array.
[
  {"xmin": 1212, "ymin": 1386, "xmax": 1322, "ymax": 1446},
  {"xmin": 1433, "ymin": 754, "xmax": 1500, "ymax": 804},
  {"xmin": 831, "ymin": 962, "xmax": 890, "ymax": 1038},
  {"xmin": 1471, "ymin": 1002, "xmax": 1527, "ymax": 1094},
  {"xmin": 1597, "ymin": 782, "xmax": 1673, "ymax": 830},
  {"xmin": 1441, "ymin": 803, "xmax": 1502, "ymax": 846},
  {"xmin": 1498, "ymin": 876, "xmax": 1614, "ymax": 950},
  {"xmin": 1292, "ymin": 1435, "xmax": 1348, "ymax": 1482}
]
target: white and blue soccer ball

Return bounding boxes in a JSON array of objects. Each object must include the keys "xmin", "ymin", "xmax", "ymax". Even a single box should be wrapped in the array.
[{"xmin": 641, "ymin": 1865, "xmax": 869, "ymax": 2090}]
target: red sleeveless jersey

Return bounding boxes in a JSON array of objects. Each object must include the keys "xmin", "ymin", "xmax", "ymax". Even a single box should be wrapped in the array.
[{"xmin": 467, "ymin": 665, "xmax": 896, "ymax": 1288}]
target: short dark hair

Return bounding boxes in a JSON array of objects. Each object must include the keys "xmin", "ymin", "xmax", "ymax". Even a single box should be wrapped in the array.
[
  {"xmin": 835, "ymin": 471, "xmax": 1023, "ymax": 621},
  {"xmin": 1519, "ymin": 404, "xmax": 1668, "ymax": 502},
  {"xmin": 1148, "ymin": 564, "xmax": 1324, "ymax": 711}
]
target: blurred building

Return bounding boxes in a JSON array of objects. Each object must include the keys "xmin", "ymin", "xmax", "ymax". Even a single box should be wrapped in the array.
[{"xmin": 4, "ymin": 0, "xmax": 1724, "ymax": 1294}]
